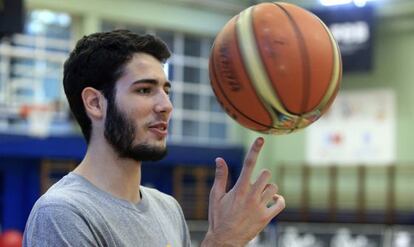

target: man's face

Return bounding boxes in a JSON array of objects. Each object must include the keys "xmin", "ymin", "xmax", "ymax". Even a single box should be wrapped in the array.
[{"xmin": 104, "ymin": 53, "xmax": 173, "ymax": 162}]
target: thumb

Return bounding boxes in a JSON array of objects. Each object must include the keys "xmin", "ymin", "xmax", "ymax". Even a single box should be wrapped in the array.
[{"xmin": 210, "ymin": 157, "xmax": 229, "ymax": 201}]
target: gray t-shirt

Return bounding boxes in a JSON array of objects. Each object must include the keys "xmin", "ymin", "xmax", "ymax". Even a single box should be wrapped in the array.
[{"xmin": 23, "ymin": 172, "xmax": 191, "ymax": 247}]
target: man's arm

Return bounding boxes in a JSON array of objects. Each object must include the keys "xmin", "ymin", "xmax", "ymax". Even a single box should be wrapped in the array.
[
  {"xmin": 202, "ymin": 137, "xmax": 285, "ymax": 247},
  {"xmin": 23, "ymin": 204, "xmax": 97, "ymax": 247}
]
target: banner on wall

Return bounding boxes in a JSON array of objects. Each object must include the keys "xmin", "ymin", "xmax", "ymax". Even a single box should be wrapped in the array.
[
  {"xmin": 306, "ymin": 89, "xmax": 396, "ymax": 166},
  {"xmin": 312, "ymin": 5, "xmax": 375, "ymax": 72}
]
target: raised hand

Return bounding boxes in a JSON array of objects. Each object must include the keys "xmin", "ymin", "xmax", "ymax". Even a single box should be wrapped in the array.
[{"xmin": 202, "ymin": 137, "xmax": 285, "ymax": 247}]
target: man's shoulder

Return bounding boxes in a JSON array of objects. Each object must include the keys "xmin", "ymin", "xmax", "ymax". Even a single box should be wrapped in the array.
[
  {"xmin": 24, "ymin": 175, "xmax": 99, "ymax": 247},
  {"xmin": 35, "ymin": 173, "xmax": 92, "ymax": 211},
  {"xmin": 36, "ymin": 187, "xmax": 79, "ymax": 210}
]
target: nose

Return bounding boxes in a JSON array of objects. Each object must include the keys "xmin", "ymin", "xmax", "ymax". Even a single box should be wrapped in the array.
[{"xmin": 154, "ymin": 90, "xmax": 173, "ymax": 116}]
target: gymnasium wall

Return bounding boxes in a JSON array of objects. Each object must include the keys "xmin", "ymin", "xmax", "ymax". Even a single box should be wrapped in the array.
[
  {"xmin": 26, "ymin": 0, "xmax": 236, "ymax": 37},
  {"xmin": 22, "ymin": 0, "xmax": 414, "ymax": 223}
]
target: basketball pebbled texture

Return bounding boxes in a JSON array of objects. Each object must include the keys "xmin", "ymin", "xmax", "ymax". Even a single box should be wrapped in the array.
[{"xmin": 209, "ymin": 2, "xmax": 342, "ymax": 134}]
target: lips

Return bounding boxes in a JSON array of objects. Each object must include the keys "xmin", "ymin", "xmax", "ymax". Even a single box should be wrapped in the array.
[{"xmin": 148, "ymin": 122, "xmax": 168, "ymax": 138}]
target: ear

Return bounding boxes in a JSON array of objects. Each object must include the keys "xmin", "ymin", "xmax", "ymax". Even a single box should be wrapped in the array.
[{"xmin": 81, "ymin": 87, "xmax": 106, "ymax": 120}]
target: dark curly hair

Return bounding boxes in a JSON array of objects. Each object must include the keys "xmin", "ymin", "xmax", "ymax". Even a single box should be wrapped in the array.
[{"xmin": 63, "ymin": 29, "xmax": 171, "ymax": 143}]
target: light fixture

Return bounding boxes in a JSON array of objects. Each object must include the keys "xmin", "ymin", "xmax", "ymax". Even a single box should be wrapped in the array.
[
  {"xmin": 319, "ymin": 0, "xmax": 377, "ymax": 7},
  {"xmin": 320, "ymin": 0, "xmax": 352, "ymax": 6}
]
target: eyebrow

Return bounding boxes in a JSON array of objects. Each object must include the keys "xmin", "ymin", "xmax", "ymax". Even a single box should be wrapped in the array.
[{"xmin": 130, "ymin": 79, "xmax": 171, "ymax": 88}]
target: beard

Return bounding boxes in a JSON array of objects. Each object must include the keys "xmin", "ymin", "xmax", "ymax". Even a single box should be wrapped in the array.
[{"xmin": 104, "ymin": 97, "xmax": 167, "ymax": 162}]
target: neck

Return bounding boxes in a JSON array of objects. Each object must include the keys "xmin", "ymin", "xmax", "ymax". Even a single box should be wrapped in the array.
[{"xmin": 74, "ymin": 136, "xmax": 142, "ymax": 203}]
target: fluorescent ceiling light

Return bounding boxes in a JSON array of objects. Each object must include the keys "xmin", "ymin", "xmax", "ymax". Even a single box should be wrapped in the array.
[
  {"xmin": 320, "ymin": 0, "xmax": 376, "ymax": 6},
  {"xmin": 320, "ymin": 0, "xmax": 352, "ymax": 6}
]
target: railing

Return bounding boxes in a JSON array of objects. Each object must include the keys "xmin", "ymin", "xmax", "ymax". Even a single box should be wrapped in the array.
[{"xmin": 276, "ymin": 163, "xmax": 414, "ymax": 225}]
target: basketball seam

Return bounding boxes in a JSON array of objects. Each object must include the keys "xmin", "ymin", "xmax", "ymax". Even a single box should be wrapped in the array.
[
  {"xmin": 273, "ymin": 3, "xmax": 311, "ymax": 126},
  {"xmin": 211, "ymin": 47, "xmax": 296, "ymax": 132},
  {"xmin": 238, "ymin": 6, "xmax": 294, "ymax": 120},
  {"xmin": 210, "ymin": 40, "xmax": 272, "ymax": 130}
]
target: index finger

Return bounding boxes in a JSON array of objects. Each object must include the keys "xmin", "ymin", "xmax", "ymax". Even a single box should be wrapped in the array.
[{"xmin": 235, "ymin": 137, "xmax": 264, "ymax": 189}]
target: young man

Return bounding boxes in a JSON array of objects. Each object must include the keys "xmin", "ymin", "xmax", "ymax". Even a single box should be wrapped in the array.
[{"xmin": 23, "ymin": 30, "xmax": 285, "ymax": 246}]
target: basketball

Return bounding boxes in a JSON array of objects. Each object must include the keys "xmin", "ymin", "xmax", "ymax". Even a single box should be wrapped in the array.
[{"xmin": 209, "ymin": 2, "xmax": 342, "ymax": 134}]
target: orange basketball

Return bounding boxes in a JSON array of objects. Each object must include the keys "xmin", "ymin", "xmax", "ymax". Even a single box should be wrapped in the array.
[{"xmin": 209, "ymin": 2, "xmax": 342, "ymax": 134}]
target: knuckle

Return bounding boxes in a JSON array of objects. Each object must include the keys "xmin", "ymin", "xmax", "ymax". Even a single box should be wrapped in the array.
[
  {"xmin": 268, "ymin": 183, "xmax": 278, "ymax": 193},
  {"xmin": 215, "ymin": 173, "xmax": 223, "ymax": 179},
  {"xmin": 260, "ymin": 169, "xmax": 271, "ymax": 179},
  {"xmin": 262, "ymin": 169, "xmax": 271, "ymax": 175},
  {"xmin": 253, "ymin": 143, "xmax": 262, "ymax": 152},
  {"xmin": 244, "ymin": 157, "xmax": 254, "ymax": 167},
  {"xmin": 209, "ymin": 187, "xmax": 217, "ymax": 199},
  {"xmin": 278, "ymin": 196, "xmax": 286, "ymax": 209},
  {"xmin": 247, "ymin": 193, "xmax": 258, "ymax": 204},
  {"xmin": 234, "ymin": 186, "xmax": 247, "ymax": 198}
]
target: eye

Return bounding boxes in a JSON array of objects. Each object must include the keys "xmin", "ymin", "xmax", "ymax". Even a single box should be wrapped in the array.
[
  {"xmin": 136, "ymin": 87, "xmax": 152, "ymax": 94},
  {"xmin": 164, "ymin": 87, "xmax": 171, "ymax": 96}
]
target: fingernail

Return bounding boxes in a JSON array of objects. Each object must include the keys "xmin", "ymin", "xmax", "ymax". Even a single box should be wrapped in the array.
[{"xmin": 215, "ymin": 158, "xmax": 222, "ymax": 168}]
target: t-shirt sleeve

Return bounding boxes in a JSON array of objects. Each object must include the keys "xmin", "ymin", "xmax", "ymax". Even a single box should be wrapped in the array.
[{"xmin": 23, "ymin": 204, "xmax": 97, "ymax": 247}]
